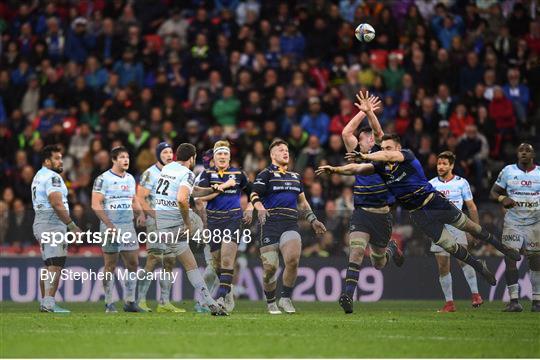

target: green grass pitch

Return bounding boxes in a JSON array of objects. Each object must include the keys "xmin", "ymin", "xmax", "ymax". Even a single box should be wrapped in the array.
[{"xmin": 1, "ymin": 300, "xmax": 539, "ymax": 358}]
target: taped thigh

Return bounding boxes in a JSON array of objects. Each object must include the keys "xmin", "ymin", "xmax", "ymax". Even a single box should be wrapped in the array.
[
  {"xmin": 449, "ymin": 212, "xmax": 468, "ymax": 230},
  {"xmin": 434, "ymin": 227, "xmax": 458, "ymax": 252},
  {"xmin": 349, "ymin": 231, "xmax": 369, "ymax": 252}
]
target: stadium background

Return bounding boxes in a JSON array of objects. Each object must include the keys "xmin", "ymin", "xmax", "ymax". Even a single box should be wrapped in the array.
[{"xmin": 0, "ymin": 0, "xmax": 539, "ymax": 300}]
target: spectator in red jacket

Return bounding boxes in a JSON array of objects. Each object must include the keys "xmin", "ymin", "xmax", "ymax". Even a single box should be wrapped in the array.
[
  {"xmin": 329, "ymin": 98, "xmax": 355, "ymax": 135},
  {"xmin": 449, "ymin": 103, "xmax": 474, "ymax": 137},
  {"xmin": 488, "ymin": 86, "xmax": 516, "ymax": 131}
]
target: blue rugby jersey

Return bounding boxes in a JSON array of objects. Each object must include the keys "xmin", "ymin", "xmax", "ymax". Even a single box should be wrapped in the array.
[
  {"xmin": 252, "ymin": 164, "xmax": 303, "ymax": 223},
  {"xmin": 354, "ymin": 144, "xmax": 394, "ymax": 207},
  {"xmin": 372, "ymin": 149, "xmax": 436, "ymax": 210},
  {"xmin": 197, "ymin": 166, "xmax": 248, "ymax": 222}
]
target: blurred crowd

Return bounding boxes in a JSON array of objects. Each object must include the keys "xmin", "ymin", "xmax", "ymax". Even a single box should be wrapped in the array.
[{"xmin": 1, "ymin": 0, "xmax": 539, "ymax": 257}]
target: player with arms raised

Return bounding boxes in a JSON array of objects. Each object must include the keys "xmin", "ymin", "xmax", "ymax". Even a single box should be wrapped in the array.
[
  {"xmin": 250, "ymin": 139, "xmax": 326, "ymax": 314},
  {"xmin": 490, "ymin": 143, "xmax": 540, "ymax": 312},
  {"xmin": 154, "ymin": 143, "xmax": 227, "ymax": 315},
  {"xmin": 136, "ymin": 142, "xmax": 185, "ymax": 313},
  {"xmin": 337, "ymin": 91, "xmax": 403, "ymax": 314},
  {"xmin": 92, "ymin": 146, "xmax": 145, "ymax": 312},
  {"xmin": 32, "ymin": 145, "xmax": 81, "ymax": 313},
  {"xmin": 317, "ymin": 96, "xmax": 521, "ymax": 286},
  {"xmin": 196, "ymin": 140, "xmax": 249, "ymax": 313},
  {"xmin": 429, "ymin": 151, "xmax": 483, "ymax": 312}
]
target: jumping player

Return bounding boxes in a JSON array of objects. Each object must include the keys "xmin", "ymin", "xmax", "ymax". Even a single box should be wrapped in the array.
[
  {"xmin": 338, "ymin": 91, "xmax": 403, "ymax": 314},
  {"xmin": 250, "ymin": 138, "xmax": 326, "ymax": 314},
  {"xmin": 136, "ymin": 142, "xmax": 185, "ymax": 313},
  {"xmin": 91, "ymin": 146, "xmax": 145, "ymax": 313},
  {"xmin": 429, "ymin": 151, "xmax": 483, "ymax": 312},
  {"xmin": 196, "ymin": 140, "xmax": 249, "ymax": 313},
  {"xmin": 154, "ymin": 143, "xmax": 227, "ymax": 315},
  {"xmin": 490, "ymin": 143, "xmax": 540, "ymax": 312},
  {"xmin": 32, "ymin": 145, "xmax": 81, "ymax": 312}
]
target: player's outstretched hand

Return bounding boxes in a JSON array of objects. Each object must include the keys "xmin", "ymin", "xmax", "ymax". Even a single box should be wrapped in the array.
[
  {"xmin": 257, "ymin": 208, "xmax": 268, "ymax": 225},
  {"xmin": 345, "ymin": 151, "xmax": 366, "ymax": 163},
  {"xmin": 501, "ymin": 197, "xmax": 517, "ymax": 209},
  {"xmin": 243, "ymin": 210, "xmax": 253, "ymax": 225},
  {"xmin": 354, "ymin": 91, "xmax": 382, "ymax": 113},
  {"xmin": 315, "ymin": 165, "xmax": 334, "ymax": 176},
  {"xmin": 311, "ymin": 220, "xmax": 326, "ymax": 234}
]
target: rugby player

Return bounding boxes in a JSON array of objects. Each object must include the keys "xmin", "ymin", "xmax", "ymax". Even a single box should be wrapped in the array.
[
  {"xmin": 317, "ymin": 133, "xmax": 521, "ymax": 285},
  {"xmin": 429, "ymin": 151, "xmax": 483, "ymax": 312},
  {"xmin": 136, "ymin": 142, "xmax": 185, "ymax": 313},
  {"xmin": 250, "ymin": 139, "xmax": 327, "ymax": 314},
  {"xmin": 154, "ymin": 143, "xmax": 227, "ymax": 315},
  {"xmin": 490, "ymin": 143, "xmax": 540, "ymax": 312},
  {"xmin": 32, "ymin": 145, "xmax": 81, "ymax": 312},
  {"xmin": 196, "ymin": 140, "xmax": 249, "ymax": 313},
  {"xmin": 338, "ymin": 91, "xmax": 403, "ymax": 314},
  {"xmin": 92, "ymin": 146, "xmax": 145, "ymax": 312}
]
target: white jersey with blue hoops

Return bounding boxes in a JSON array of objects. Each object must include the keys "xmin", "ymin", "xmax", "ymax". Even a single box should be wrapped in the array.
[
  {"xmin": 429, "ymin": 175, "xmax": 473, "ymax": 210},
  {"xmin": 93, "ymin": 170, "xmax": 136, "ymax": 228},
  {"xmin": 32, "ymin": 166, "xmax": 69, "ymax": 226},
  {"xmin": 154, "ymin": 162, "xmax": 195, "ymax": 229},
  {"xmin": 495, "ymin": 164, "xmax": 540, "ymax": 226}
]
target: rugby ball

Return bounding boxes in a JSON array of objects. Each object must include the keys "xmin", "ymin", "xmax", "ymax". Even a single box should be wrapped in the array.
[{"xmin": 355, "ymin": 23, "xmax": 376, "ymax": 42}]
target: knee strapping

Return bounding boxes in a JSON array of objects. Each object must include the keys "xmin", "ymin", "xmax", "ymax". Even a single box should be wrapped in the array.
[
  {"xmin": 350, "ymin": 236, "xmax": 368, "ymax": 251},
  {"xmin": 434, "ymin": 228, "xmax": 458, "ymax": 252},
  {"xmin": 450, "ymin": 213, "xmax": 468, "ymax": 230},
  {"xmin": 261, "ymin": 251, "xmax": 279, "ymax": 283}
]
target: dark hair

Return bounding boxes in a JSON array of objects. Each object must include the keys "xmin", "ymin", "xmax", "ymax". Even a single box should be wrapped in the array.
[
  {"xmin": 381, "ymin": 133, "xmax": 401, "ymax": 144},
  {"xmin": 41, "ymin": 144, "xmax": 62, "ymax": 163},
  {"xmin": 269, "ymin": 138, "xmax": 288, "ymax": 151},
  {"xmin": 110, "ymin": 146, "xmax": 129, "ymax": 160},
  {"xmin": 358, "ymin": 126, "xmax": 373, "ymax": 135},
  {"xmin": 176, "ymin": 143, "xmax": 197, "ymax": 161},
  {"xmin": 437, "ymin": 151, "xmax": 456, "ymax": 165}
]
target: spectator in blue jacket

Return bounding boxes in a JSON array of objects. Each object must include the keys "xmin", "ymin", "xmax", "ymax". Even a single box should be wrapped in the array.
[
  {"xmin": 459, "ymin": 51, "xmax": 484, "ymax": 95},
  {"xmin": 503, "ymin": 68, "xmax": 530, "ymax": 124},
  {"xmin": 300, "ymin": 96, "xmax": 330, "ymax": 145},
  {"xmin": 64, "ymin": 17, "xmax": 95, "ymax": 64},
  {"xmin": 113, "ymin": 48, "xmax": 144, "ymax": 88},
  {"xmin": 280, "ymin": 21, "xmax": 305, "ymax": 62}
]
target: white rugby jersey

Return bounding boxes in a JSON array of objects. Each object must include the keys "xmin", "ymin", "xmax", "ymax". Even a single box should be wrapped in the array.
[
  {"xmin": 93, "ymin": 169, "xmax": 136, "ymax": 227},
  {"xmin": 140, "ymin": 164, "xmax": 161, "ymax": 226},
  {"xmin": 154, "ymin": 162, "xmax": 195, "ymax": 229},
  {"xmin": 429, "ymin": 175, "xmax": 473, "ymax": 210},
  {"xmin": 495, "ymin": 164, "xmax": 540, "ymax": 226},
  {"xmin": 32, "ymin": 167, "xmax": 69, "ymax": 226}
]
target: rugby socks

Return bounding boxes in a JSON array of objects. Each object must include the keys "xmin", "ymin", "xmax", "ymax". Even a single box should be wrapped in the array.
[
  {"xmin": 125, "ymin": 273, "xmax": 137, "ymax": 303},
  {"xmin": 344, "ymin": 262, "xmax": 361, "ymax": 297},
  {"xmin": 103, "ymin": 273, "xmax": 115, "ymax": 305},
  {"xmin": 439, "ymin": 273, "xmax": 453, "ymax": 302},
  {"xmin": 505, "ymin": 268, "xmax": 519, "ymax": 301},
  {"xmin": 137, "ymin": 271, "xmax": 152, "ymax": 302},
  {"xmin": 264, "ymin": 289, "xmax": 277, "ymax": 304},
  {"xmin": 449, "ymin": 244, "xmax": 484, "ymax": 272},
  {"xmin": 281, "ymin": 285, "xmax": 293, "ymax": 299},
  {"xmin": 531, "ymin": 271, "xmax": 540, "ymax": 301},
  {"xmin": 187, "ymin": 269, "xmax": 213, "ymax": 304},
  {"xmin": 203, "ymin": 265, "xmax": 218, "ymax": 293},
  {"xmin": 216, "ymin": 268, "xmax": 233, "ymax": 299},
  {"xmin": 461, "ymin": 264, "xmax": 479, "ymax": 294},
  {"xmin": 160, "ymin": 277, "xmax": 172, "ymax": 304}
]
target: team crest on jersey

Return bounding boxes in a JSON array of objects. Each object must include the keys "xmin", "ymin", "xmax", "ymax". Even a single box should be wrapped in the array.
[
  {"xmin": 51, "ymin": 176, "xmax": 61, "ymax": 187},
  {"xmin": 263, "ymin": 237, "xmax": 271, "ymax": 244}
]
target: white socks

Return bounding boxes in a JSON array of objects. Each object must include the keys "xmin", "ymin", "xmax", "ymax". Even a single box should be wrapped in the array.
[
  {"xmin": 103, "ymin": 273, "xmax": 115, "ymax": 305},
  {"xmin": 160, "ymin": 277, "xmax": 172, "ymax": 304},
  {"xmin": 530, "ymin": 270, "xmax": 540, "ymax": 301},
  {"xmin": 439, "ymin": 273, "xmax": 453, "ymax": 302},
  {"xmin": 125, "ymin": 272, "xmax": 137, "ymax": 303},
  {"xmin": 137, "ymin": 272, "xmax": 152, "ymax": 302},
  {"xmin": 461, "ymin": 264, "xmax": 479, "ymax": 294},
  {"xmin": 187, "ymin": 269, "xmax": 213, "ymax": 304}
]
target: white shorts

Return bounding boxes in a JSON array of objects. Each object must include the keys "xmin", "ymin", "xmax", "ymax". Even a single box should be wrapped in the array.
[
  {"xmin": 144, "ymin": 223, "xmax": 168, "ymax": 255},
  {"xmin": 160, "ymin": 225, "xmax": 190, "ymax": 257},
  {"xmin": 430, "ymin": 225, "xmax": 467, "ymax": 255},
  {"xmin": 502, "ymin": 221, "xmax": 540, "ymax": 252},
  {"xmin": 34, "ymin": 223, "xmax": 68, "ymax": 261},
  {"xmin": 101, "ymin": 223, "xmax": 139, "ymax": 253}
]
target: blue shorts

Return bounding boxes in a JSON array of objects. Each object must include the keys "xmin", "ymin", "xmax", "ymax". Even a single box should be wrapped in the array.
[
  {"xmin": 409, "ymin": 192, "xmax": 462, "ymax": 241},
  {"xmin": 349, "ymin": 207, "xmax": 393, "ymax": 248},
  {"xmin": 260, "ymin": 220, "xmax": 299, "ymax": 248},
  {"xmin": 207, "ymin": 219, "xmax": 242, "ymax": 253}
]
